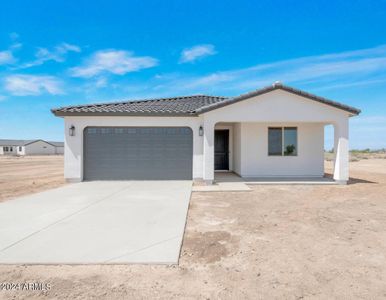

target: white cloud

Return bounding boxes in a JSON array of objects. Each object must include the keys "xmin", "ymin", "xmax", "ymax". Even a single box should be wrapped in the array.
[
  {"xmin": 9, "ymin": 32, "xmax": 22, "ymax": 50},
  {"xmin": 0, "ymin": 33, "xmax": 21, "ymax": 66},
  {"xmin": 70, "ymin": 49, "xmax": 158, "ymax": 78},
  {"xmin": 10, "ymin": 43, "xmax": 22, "ymax": 50},
  {"xmin": 180, "ymin": 44, "xmax": 216, "ymax": 63},
  {"xmin": 57, "ymin": 43, "xmax": 81, "ymax": 53},
  {"xmin": 183, "ymin": 73, "xmax": 232, "ymax": 88},
  {"xmin": 0, "ymin": 50, "xmax": 16, "ymax": 65},
  {"xmin": 19, "ymin": 42, "xmax": 81, "ymax": 69},
  {"xmin": 150, "ymin": 44, "xmax": 386, "ymax": 95},
  {"xmin": 0, "ymin": 34, "xmax": 80, "ymax": 69},
  {"xmin": 4, "ymin": 74, "xmax": 63, "ymax": 96},
  {"xmin": 95, "ymin": 77, "xmax": 108, "ymax": 88},
  {"xmin": 313, "ymin": 78, "xmax": 386, "ymax": 92}
]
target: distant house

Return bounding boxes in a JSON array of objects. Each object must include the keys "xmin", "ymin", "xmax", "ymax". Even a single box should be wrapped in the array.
[{"xmin": 0, "ymin": 139, "xmax": 64, "ymax": 156}]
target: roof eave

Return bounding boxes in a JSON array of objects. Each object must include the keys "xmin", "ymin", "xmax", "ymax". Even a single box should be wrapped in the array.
[
  {"xmin": 24, "ymin": 139, "xmax": 58, "ymax": 147},
  {"xmin": 51, "ymin": 111, "xmax": 199, "ymax": 117},
  {"xmin": 196, "ymin": 85, "xmax": 361, "ymax": 116},
  {"xmin": 279, "ymin": 85, "xmax": 361, "ymax": 115}
]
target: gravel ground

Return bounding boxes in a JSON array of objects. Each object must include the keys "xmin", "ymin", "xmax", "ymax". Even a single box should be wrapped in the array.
[{"xmin": 0, "ymin": 158, "xmax": 385, "ymax": 299}]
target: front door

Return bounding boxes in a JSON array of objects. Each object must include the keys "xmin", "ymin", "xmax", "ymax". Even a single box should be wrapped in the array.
[{"xmin": 214, "ymin": 130, "xmax": 229, "ymax": 170}]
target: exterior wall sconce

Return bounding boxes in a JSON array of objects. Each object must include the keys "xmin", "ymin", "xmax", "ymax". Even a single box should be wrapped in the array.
[
  {"xmin": 69, "ymin": 125, "xmax": 75, "ymax": 136},
  {"xmin": 199, "ymin": 125, "xmax": 204, "ymax": 136}
]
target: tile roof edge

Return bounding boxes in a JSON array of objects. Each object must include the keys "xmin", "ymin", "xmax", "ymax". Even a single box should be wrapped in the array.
[
  {"xmin": 52, "ymin": 111, "xmax": 200, "ymax": 117},
  {"xmin": 51, "ymin": 94, "xmax": 228, "ymax": 113},
  {"xmin": 195, "ymin": 83, "xmax": 361, "ymax": 115}
]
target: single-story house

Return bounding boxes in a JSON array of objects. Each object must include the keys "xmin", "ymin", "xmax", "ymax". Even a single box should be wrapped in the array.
[
  {"xmin": 0, "ymin": 139, "xmax": 64, "ymax": 155},
  {"xmin": 48, "ymin": 141, "xmax": 65, "ymax": 154},
  {"xmin": 52, "ymin": 82, "xmax": 360, "ymax": 184}
]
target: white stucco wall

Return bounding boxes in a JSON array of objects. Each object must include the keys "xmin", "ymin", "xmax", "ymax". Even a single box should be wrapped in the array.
[
  {"xmin": 214, "ymin": 122, "xmax": 324, "ymax": 177},
  {"xmin": 233, "ymin": 123, "xmax": 242, "ymax": 175},
  {"xmin": 1, "ymin": 146, "xmax": 17, "ymax": 155},
  {"xmin": 238, "ymin": 123, "xmax": 324, "ymax": 177},
  {"xmin": 61, "ymin": 89, "xmax": 352, "ymax": 182},
  {"xmin": 63, "ymin": 116, "xmax": 203, "ymax": 181},
  {"xmin": 201, "ymin": 89, "xmax": 351, "ymax": 181},
  {"xmin": 0, "ymin": 145, "xmax": 20, "ymax": 155},
  {"xmin": 16, "ymin": 146, "xmax": 25, "ymax": 155},
  {"xmin": 203, "ymin": 90, "xmax": 350, "ymax": 124},
  {"xmin": 25, "ymin": 140, "xmax": 56, "ymax": 155}
]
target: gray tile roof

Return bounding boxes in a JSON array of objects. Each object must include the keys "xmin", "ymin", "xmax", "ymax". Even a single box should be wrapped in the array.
[
  {"xmin": 52, "ymin": 95, "xmax": 228, "ymax": 116},
  {"xmin": 52, "ymin": 83, "xmax": 361, "ymax": 116}
]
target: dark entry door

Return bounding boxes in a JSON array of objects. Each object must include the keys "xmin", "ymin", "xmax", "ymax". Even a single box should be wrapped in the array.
[{"xmin": 214, "ymin": 130, "xmax": 229, "ymax": 170}]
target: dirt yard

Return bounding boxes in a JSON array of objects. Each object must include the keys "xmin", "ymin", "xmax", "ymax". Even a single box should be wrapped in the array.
[
  {"xmin": 0, "ymin": 155, "xmax": 65, "ymax": 202},
  {"xmin": 1, "ymin": 158, "xmax": 386, "ymax": 299}
]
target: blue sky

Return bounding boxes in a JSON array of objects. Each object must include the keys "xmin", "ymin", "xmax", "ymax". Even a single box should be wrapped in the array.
[{"xmin": 0, "ymin": 0, "xmax": 386, "ymax": 149}]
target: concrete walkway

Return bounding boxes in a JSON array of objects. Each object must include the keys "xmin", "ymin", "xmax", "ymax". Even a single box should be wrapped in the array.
[
  {"xmin": 192, "ymin": 172, "xmax": 336, "ymax": 192},
  {"xmin": 192, "ymin": 182, "xmax": 251, "ymax": 192},
  {"xmin": 0, "ymin": 181, "xmax": 192, "ymax": 264}
]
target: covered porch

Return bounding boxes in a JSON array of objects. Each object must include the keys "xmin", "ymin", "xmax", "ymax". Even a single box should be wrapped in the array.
[
  {"xmin": 198, "ymin": 84, "xmax": 354, "ymax": 186},
  {"xmin": 202, "ymin": 120, "xmax": 348, "ymax": 185}
]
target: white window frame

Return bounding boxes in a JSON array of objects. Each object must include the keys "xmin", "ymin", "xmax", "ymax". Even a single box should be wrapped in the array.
[{"xmin": 268, "ymin": 127, "xmax": 298, "ymax": 156}]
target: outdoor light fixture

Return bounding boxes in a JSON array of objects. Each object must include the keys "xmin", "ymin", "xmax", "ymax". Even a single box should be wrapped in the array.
[
  {"xmin": 69, "ymin": 125, "xmax": 75, "ymax": 136},
  {"xmin": 199, "ymin": 125, "xmax": 204, "ymax": 136}
]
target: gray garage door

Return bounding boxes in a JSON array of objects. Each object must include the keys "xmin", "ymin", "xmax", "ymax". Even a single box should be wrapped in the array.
[{"xmin": 83, "ymin": 127, "xmax": 193, "ymax": 180}]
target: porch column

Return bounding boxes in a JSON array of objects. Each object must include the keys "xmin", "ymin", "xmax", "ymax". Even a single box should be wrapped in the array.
[
  {"xmin": 333, "ymin": 118, "xmax": 349, "ymax": 184},
  {"xmin": 203, "ymin": 120, "xmax": 215, "ymax": 184}
]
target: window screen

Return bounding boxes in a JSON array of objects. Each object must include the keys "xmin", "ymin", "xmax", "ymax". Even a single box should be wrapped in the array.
[
  {"xmin": 268, "ymin": 127, "xmax": 282, "ymax": 155},
  {"xmin": 284, "ymin": 127, "xmax": 297, "ymax": 156}
]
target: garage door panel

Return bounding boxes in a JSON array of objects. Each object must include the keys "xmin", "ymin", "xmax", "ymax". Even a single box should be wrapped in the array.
[{"xmin": 83, "ymin": 127, "xmax": 193, "ymax": 180}]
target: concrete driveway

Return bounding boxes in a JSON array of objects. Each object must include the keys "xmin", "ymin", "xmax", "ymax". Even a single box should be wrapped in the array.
[{"xmin": 0, "ymin": 181, "xmax": 192, "ymax": 264}]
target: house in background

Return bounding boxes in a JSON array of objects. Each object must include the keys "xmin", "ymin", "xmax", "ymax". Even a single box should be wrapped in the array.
[
  {"xmin": 52, "ymin": 83, "xmax": 360, "ymax": 184},
  {"xmin": 47, "ymin": 141, "xmax": 65, "ymax": 154},
  {"xmin": 0, "ymin": 140, "xmax": 64, "ymax": 156}
]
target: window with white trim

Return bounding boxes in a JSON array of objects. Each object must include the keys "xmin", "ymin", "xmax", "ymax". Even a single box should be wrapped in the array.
[{"xmin": 268, "ymin": 127, "xmax": 297, "ymax": 156}]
